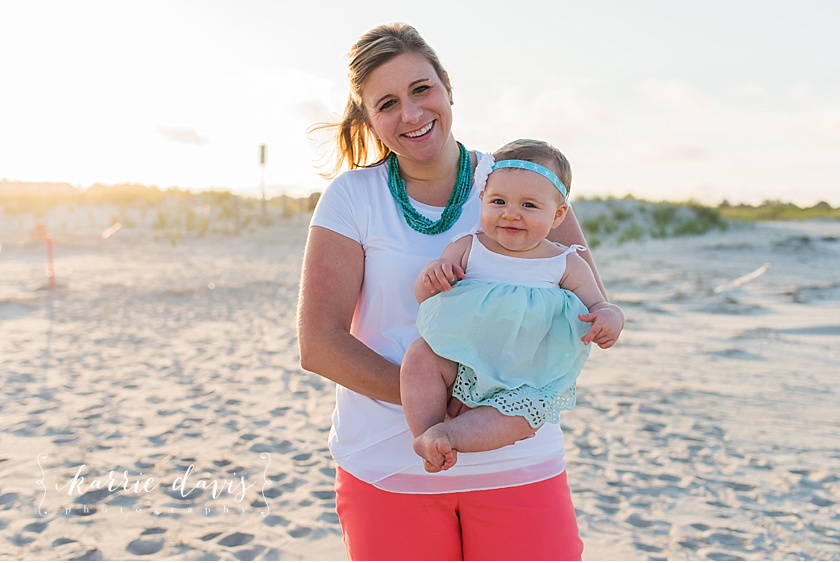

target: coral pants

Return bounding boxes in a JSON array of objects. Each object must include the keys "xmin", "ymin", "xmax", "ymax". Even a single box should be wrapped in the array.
[{"xmin": 334, "ymin": 467, "xmax": 583, "ymax": 561}]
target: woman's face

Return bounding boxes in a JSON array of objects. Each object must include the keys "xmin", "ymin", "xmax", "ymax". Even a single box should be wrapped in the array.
[{"xmin": 361, "ymin": 52, "xmax": 453, "ymax": 166}]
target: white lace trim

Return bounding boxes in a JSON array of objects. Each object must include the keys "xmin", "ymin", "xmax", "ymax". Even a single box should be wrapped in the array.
[{"xmin": 452, "ymin": 365, "xmax": 576, "ymax": 429}]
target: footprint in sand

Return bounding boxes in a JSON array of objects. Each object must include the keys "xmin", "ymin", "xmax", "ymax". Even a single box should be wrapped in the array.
[
  {"xmin": 716, "ymin": 530, "xmax": 750, "ymax": 547},
  {"xmin": 811, "ymin": 494, "xmax": 835, "ymax": 507},
  {"xmin": 263, "ymin": 515, "xmax": 291, "ymax": 527},
  {"xmin": 705, "ymin": 551, "xmax": 745, "ymax": 561},
  {"xmin": 320, "ymin": 511, "xmax": 340, "ymax": 524},
  {"xmin": 23, "ymin": 521, "xmax": 48, "ymax": 534},
  {"xmin": 311, "ymin": 489, "xmax": 335, "ymax": 501},
  {"xmin": 233, "ymin": 546, "xmax": 268, "ymax": 560},
  {"xmin": 632, "ymin": 541, "xmax": 664, "ymax": 555},
  {"xmin": 127, "ymin": 538, "xmax": 163, "ymax": 556},
  {"xmin": 11, "ymin": 534, "xmax": 35, "ymax": 546},
  {"xmin": 626, "ymin": 513, "xmax": 653, "ymax": 528},
  {"xmin": 288, "ymin": 526, "xmax": 313, "ymax": 538},
  {"xmin": 723, "ymin": 480, "xmax": 755, "ymax": 492},
  {"xmin": 69, "ymin": 548, "xmax": 103, "ymax": 560},
  {"xmin": 218, "ymin": 532, "xmax": 254, "ymax": 547},
  {"xmin": 263, "ymin": 487, "xmax": 284, "ymax": 499}
]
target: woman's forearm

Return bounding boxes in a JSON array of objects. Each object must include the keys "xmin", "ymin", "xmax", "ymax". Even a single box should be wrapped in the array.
[
  {"xmin": 298, "ymin": 325, "xmax": 402, "ymax": 403},
  {"xmin": 297, "ymin": 226, "xmax": 403, "ymax": 404}
]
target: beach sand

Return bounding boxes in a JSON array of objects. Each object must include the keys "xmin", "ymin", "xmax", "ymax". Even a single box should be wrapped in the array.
[{"xmin": 1, "ymin": 203, "xmax": 838, "ymax": 560}]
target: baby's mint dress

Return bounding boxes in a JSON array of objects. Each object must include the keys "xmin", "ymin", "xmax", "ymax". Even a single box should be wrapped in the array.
[{"xmin": 416, "ymin": 233, "xmax": 591, "ymax": 428}]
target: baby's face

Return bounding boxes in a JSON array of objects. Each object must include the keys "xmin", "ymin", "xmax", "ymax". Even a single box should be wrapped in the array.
[{"xmin": 480, "ymin": 168, "xmax": 568, "ymax": 253}]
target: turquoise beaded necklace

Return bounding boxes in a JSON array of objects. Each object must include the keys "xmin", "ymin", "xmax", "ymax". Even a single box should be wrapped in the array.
[{"xmin": 386, "ymin": 143, "xmax": 473, "ymax": 235}]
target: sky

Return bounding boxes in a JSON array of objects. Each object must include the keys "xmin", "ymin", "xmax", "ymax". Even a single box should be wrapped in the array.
[{"xmin": 1, "ymin": 0, "xmax": 838, "ymax": 206}]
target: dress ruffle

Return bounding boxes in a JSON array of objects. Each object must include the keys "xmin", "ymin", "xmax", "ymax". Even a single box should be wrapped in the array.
[{"xmin": 453, "ymin": 364, "xmax": 576, "ymax": 428}]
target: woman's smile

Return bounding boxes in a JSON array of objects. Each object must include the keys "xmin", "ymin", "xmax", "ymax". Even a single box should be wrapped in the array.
[{"xmin": 403, "ymin": 121, "xmax": 434, "ymax": 138}]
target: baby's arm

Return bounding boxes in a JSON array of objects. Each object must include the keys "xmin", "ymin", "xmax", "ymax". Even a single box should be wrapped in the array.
[
  {"xmin": 414, "ymin": 236, "xmax": 472, "ymax": 304},
  {"xmin": 561, "ymin": 253, "xmax": 624, "ymax": 349}
]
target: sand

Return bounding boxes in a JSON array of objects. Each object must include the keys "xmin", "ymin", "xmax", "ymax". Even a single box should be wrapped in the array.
[{"xmin": 1, "ymin": 203, "xmax": 838, "ymax": 560}]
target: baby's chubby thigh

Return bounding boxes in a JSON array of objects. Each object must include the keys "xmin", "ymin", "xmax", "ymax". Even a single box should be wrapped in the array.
[{"xmin": 401, "ymin": 337, "xmax": 460, "ymax": 388}]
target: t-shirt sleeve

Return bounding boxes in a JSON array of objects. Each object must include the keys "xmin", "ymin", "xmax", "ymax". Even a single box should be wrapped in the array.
[{"xmin": 310, "ymin": 174, "xmax": 364, "ymax": 244}]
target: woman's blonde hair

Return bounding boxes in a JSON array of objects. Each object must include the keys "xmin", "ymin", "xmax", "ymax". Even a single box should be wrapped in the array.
[
  {"xmin": 313, "ymin": 23, "xmax": 452, "ymax": 178},
  {"xmin": 493, "ymin": 139, "xmax": 572, "ymax": 196}
]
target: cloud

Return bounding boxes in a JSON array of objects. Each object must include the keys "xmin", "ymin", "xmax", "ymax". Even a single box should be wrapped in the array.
[
  {"xmin": 291, "ymin": 99, "xmax": 333, "ymax": 124},
  {"xmin": 639, "ymin": 80, "xmax": 716, "ymax": 113},
  {"xmin": 787, "ymin": 83, "xmax": 815, "ymax": 105},
  {"xmin": 646, "ymin": 143, "xmax": 710, "ymax": 161},
  {"xmin": 154, "ymin": 126, "xmax": 209, "ymax": 147},
  {"xmin": 733, "ymin": 84, "xmax": 768, "ymax": 103},
  {"xmin": 485, "ymin": 87, "xmax": 612, "ymax": 145},
  {"xmin": 790, "ymin": 104, "xmax": 840, "ymax": 147}
]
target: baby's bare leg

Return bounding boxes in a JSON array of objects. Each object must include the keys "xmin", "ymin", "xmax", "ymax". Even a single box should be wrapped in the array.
[
  {"xmin": 414, "ymin": 406, "xmax": 538, "ymax": 473},
  {"xmin": 435, "ymin": 406, "xmax": 537, "ymax": 455},
  {"xmin": 400, "ymin": 338, "xmax": 458, "ymax": 438}
]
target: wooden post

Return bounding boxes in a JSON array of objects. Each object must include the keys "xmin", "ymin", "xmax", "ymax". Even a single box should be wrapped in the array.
[
  {"xmin": 259, "ymin": 144, "xmax": 268, "ymax": 222},
  {"xmin": 45, "ymin": 232, "xmax": 55, "ymax": 289}
]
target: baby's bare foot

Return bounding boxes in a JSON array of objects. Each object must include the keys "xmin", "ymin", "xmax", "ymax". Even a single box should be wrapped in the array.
[{"xmin": 413, "ymin": 423, "xmax": 457, "ymax": 472}]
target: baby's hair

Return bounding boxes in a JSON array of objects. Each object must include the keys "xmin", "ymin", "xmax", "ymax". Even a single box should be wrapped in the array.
[{"xmin": 493, "ymin": 139, "xmax": 572, "ymax": 197}]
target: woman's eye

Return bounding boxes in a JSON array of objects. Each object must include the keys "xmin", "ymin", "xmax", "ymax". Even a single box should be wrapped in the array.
[
  {"xmin": 379, "ymin": 99, "xmax": 396, "ymax": 111},
  {"xmin": 413, "ymin": 85, "xmax": 429, "ymax": 95}
]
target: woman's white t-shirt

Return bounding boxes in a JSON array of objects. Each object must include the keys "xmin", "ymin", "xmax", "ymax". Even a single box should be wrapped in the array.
[{"xmin": 309, "ymin": 152, "xmax": 567, "ymax": 493}]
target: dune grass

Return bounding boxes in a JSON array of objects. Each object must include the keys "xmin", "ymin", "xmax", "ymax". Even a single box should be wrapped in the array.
[
  {"xmin": 576, "ymin": 195, "xmax": 839, "ymax": 248},
  {"xmin": 0, "ymin": 181, "xmax": 320, "ymax": 244},
  {"xmin": 578, "ymin": 196, "xmax": 729, "ymax": 248},
  {"xmin": 717, "ymin": 200, "xmax": 840, "ymax": 221},
  {"xmin": 3, "ymin": 181, "xmax": 837, "ymax": 247}
]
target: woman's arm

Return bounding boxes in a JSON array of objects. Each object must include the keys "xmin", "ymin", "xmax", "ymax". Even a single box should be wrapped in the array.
[
  {"xmin": 297, "ymin": 226, "xmax": 402, "ymax": 404},
  {"xmin": 562, "ymin": 253, "xmax": 623, "ymax": 349},
  {"xmin": 550, "ymin": 207, "xmax": 625, "ymax": 331},
  {"xmin": 548, "ymin": 207, "xmax": 608, "ymax": 298}
]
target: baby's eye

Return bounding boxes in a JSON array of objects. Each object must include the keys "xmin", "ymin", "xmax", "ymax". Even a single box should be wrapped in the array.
[
  {"xmin": 522, "ymin": 202, "xmax": 536, "ymax": 208},
  {"xmin": 490, "ymin": 198, "xmax": 505, "ymax": 205}
]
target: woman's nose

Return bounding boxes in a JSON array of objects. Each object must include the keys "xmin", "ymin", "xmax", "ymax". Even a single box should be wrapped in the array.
[{"xmin": 401, "ymin": 100, "xmax": 422, "ymax": 123}]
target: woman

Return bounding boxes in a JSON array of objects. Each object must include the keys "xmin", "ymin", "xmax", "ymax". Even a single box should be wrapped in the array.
[{"xmin": 297, "ymin": 22, "xmax": 624, "ymax": 561}]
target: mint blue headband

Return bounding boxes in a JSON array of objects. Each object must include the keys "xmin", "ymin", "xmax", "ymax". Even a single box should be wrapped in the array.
[{"xmin": 491, "ymin": 159, "xmax": 568, "ymax": 200}]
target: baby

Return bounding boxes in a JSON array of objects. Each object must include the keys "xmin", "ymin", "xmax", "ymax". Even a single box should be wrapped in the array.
[{"xmin": 400, "ymin": 139, "xmax": 623, "ymax": 472}]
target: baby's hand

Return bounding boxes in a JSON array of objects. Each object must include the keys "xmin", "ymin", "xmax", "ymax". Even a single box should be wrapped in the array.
[
  {"xmin": 421, "ymin": 259, "xmax": 464, "ymax": 294},
  {"xmin": 579, "ymin": 304, "xmax": 624, "ymax": 349}
]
